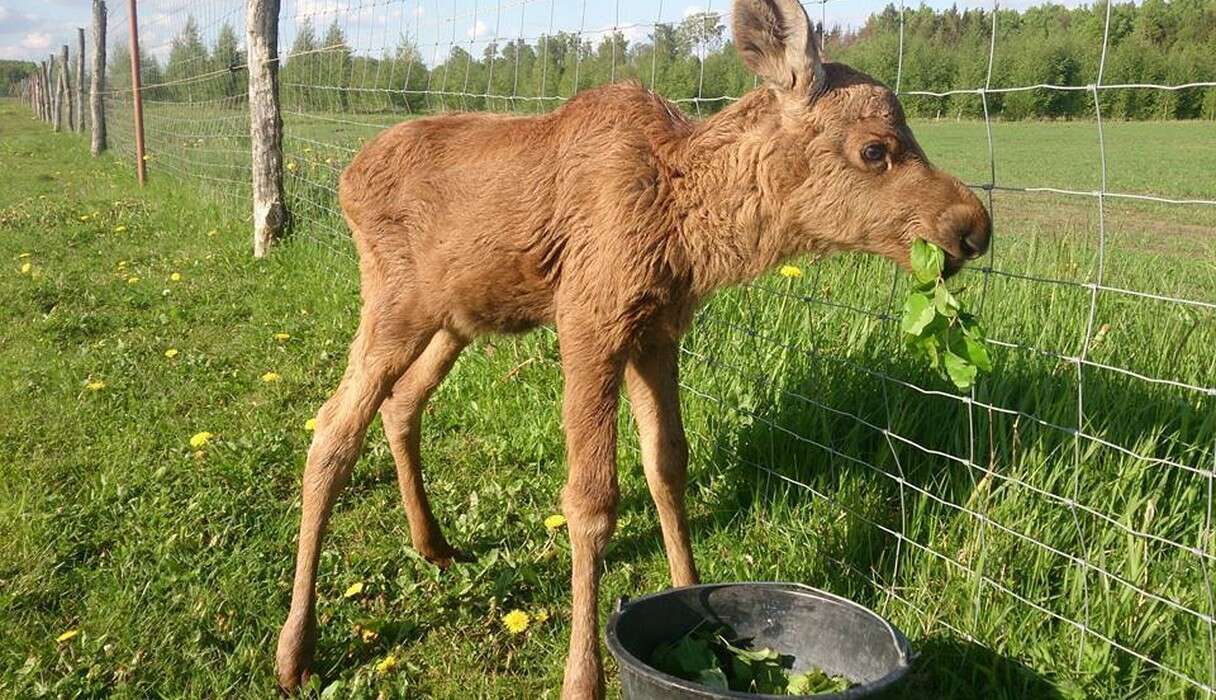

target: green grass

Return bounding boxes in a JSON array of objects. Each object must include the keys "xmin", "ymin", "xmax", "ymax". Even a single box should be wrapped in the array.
[{"xmin": 1, "ymin": 97, "xmax": 1213, "ymax": 699}]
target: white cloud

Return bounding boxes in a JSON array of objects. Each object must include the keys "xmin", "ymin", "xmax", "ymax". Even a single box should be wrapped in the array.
[
  {"xmin": 620, "ymin": 23, "xmax": 649, "ymax": 46},
  {"xmin": 0, "ymin": 7, "xmax": 9, "ymax": 23},
  {"xmin": 20, "ymin": 32, "xmax": 50, "ymax": 50},
  {"xmin": 466, "ymin": 19, "xmax": 487, "ymax": 39},
  {"xmin": 683, "ymin": 5, "xmax": 706, "ymax": 19}
]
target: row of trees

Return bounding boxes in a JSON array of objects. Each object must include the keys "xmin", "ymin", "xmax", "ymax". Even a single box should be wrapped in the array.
[
  {"xmin": 1, "ymin": 60, "xmax": 37, "ymax": 96},
  {"xmin": 106, "ymin": 18, "xmax": 247, "ymax": 104},
  {"xmin": 103, "ymin": 1, "xmax": 1216, "ymax": 120}
]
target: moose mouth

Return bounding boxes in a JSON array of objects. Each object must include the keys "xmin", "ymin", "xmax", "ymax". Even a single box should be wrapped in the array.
[{"xmin": 942, "ymin": 253, "xmax": 968, "ymax": 279}]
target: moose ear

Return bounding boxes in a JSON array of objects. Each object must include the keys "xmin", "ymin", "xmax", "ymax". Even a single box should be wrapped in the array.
[{"xmin": 732, "ymin": 0, "xmax": 826, "ymax": 98}]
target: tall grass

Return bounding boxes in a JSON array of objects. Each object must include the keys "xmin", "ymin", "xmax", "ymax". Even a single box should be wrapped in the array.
[{"xmin": 0, "ymin": 98, "xmax": 1212, "ymax": 698}]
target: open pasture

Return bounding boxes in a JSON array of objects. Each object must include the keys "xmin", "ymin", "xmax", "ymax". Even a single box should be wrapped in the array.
[{"xmin": 0, "ymin": 95, "xmax": 1213, "ymax": 699}]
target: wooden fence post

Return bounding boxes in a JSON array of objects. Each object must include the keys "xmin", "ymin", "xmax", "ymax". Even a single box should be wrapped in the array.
[
  {"xmin": 92, "ymin": 0, "xmax": 107, "ymax": 155},
  {"xmin": 60, "ymin": 45, "xmax": 72, "ymax": 132},
  {"xmin": 76, "ymin": 28, "xmax": 86, "ymax": 133},
  {"xmin": 48, "ymin": 55, "xmax": 57, "ymax": 126},
  {"xmin": 44, "ymin": 59, "xmax": 53, "ymax": 122},
  {"xmin": 246, "ymin": 0, "xmax": 288, "ymax": 257},
  {"xmin": 128, "ymin": 0, "xmax": 147, "ymax": 185}
]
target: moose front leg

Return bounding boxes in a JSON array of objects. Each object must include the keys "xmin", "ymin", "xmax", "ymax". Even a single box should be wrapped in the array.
[{"xmin": 557, "ymin": 327, "xmax": 625, "ymax": 700}]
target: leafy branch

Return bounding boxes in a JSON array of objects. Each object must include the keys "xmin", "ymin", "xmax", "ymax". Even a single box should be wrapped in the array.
[{"xmin": 901, "ymin": 239, "xmax": 992, "ymax": 391}]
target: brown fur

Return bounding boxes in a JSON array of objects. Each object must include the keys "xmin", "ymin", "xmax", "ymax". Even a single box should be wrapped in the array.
[{"xmin": 275, "ymin": 0, "xmax": 990, "ymax": 696}]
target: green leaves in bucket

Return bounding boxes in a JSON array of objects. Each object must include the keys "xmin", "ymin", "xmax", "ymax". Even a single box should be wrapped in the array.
[
  {"xmin": 649, "ymin": 624, "xmax": 854, "ymax": 695},
  {"xmin": 902, "ymin": 239, "xmax": 992, "ymax": 391}
]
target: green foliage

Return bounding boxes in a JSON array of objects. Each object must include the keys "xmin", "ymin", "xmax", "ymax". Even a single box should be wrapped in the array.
[
  {"xmin": 1, "ymin": 60, "xmax": 37, "ymax": 97},
  {"xmin": 1, "ymin": 104, "xmax": 1214, "ymax": 699},
  {"xmin": 650, "ymin": 624, "xmax": 852, "ymax": 695},
  {"xmin": 268, "ymin": 2, "xmax": 1216, "ymax": 119},
  {"xmin": 901, "ymin": 240, "xmax": 991, "ymax": 391}
]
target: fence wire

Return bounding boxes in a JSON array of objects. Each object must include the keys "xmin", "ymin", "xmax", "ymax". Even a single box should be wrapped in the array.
[{"xmin": 27, "ymin": 0, "xmax": 1216, "ymax": 696}]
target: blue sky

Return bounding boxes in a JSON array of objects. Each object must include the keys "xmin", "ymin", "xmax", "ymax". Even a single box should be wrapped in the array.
[{"xmin": 0, "ymin": 0, "xmax": 1086, "ymax": 63}]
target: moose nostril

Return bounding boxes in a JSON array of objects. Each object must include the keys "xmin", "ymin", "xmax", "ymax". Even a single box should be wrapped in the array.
[
  {"xmin": 961, "ymin": 230, "xmax": 985, "ymax": 258},
  {"xmin": 961, "ymin": 219, "xmax": 991, "ymax": 259}
]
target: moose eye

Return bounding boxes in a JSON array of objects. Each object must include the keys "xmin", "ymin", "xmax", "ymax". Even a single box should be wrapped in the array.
[{"xmin": 862, "ymin": 142, "xmax": 887, "ymax": 163}]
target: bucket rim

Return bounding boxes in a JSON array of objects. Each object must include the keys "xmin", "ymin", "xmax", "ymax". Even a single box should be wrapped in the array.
[{"xmin": 604, "ymin": 581, "xmax": 914, "ymax": 700}]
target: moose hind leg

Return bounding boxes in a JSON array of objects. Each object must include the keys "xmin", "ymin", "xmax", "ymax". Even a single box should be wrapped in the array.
[
  {"xmin": 379, "ymin": 328, "xmax": 467, "ymax": 567},
  {"xmin": 625, "ymin": 337, "xmax": 699, "ymax": 588},
  {"xmin": 275, "ymin": 312, "xmax": 435, "ymax": 692}
]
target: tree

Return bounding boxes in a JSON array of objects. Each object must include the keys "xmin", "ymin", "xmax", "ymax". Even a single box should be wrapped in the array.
[
  {"xmin": 164, "ymin": 15, "xmax": 208, "ymax": 100},
  {"xmin": 211, "ymin": 22, "xmax": 246, "ymax": 103}
]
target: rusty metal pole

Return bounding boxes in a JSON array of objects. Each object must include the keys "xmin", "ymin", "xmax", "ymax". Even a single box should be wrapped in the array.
[{"xmin": 128, "ymin": 0, "xmax": 147, "ymax": 185}]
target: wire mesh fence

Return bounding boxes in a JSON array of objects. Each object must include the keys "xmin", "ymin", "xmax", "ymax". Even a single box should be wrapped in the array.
[{"xmin": 18, "ymin": 0, "xmax": 1216, "ymax": 695}]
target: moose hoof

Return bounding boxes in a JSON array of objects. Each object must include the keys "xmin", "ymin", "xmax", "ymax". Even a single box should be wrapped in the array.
[
  {"xmin": 275, "ymin": 617, "xmax": 317, "ymax": 694},
  {"xmin": 420, "ymin": 542, "xmax": 467, "ymax": 570}
]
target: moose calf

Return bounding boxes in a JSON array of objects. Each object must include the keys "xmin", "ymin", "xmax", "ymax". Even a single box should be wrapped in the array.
[{"xmin": 275, "ymin": 0, "xmax": 991, "ymax": 696}]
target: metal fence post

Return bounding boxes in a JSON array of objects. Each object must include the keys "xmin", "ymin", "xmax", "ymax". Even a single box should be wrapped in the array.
[{"xmin": 127, "ymin": 0, "xmax": 147, "ymax": 185}]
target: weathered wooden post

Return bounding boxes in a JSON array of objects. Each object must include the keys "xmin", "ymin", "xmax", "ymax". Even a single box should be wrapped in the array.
[
  {"xmin": 76, "ymin": 28, "xmax": 86, "ymax": 133},
  {"xmin": 47, "ymin": 55, "xmax": 57, "ymax": 126},
  {"xmin": 92, "ymin": 0, "xmax": 108, "ymax": 155},
  {"xmin": 44, "ymin": 60, "xmax": 53, "ymax": 122},
  {"xmin": 247, "ymin": 0, "xmax": 288, "ymax": 257},
  {"xmin": 44, "ymin": 59, "xmax": 53, "ymax": 122},
  {"xmin": 60, "ymin": 44, "xmax": 72, "ymax": 132},
  {"xmin": 128, "ymin": 0, "xmax": 147, "ymax": 185}
]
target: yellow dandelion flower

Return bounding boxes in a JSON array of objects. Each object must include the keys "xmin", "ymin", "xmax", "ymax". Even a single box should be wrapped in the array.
[
  {"xmin": 361, "ymin": 627, "xmax": 378, "ymax": 643},
  {"xmin": 170, "ymin": 272, "xmax": 182, "ymax": 282},
  {"xmin": 56, "ymin": 629, "xmax": 80, "ymax": 643},
  {"xmin": 544, "ymin": 514, "xmax": 567, "ymax": 531},
  {"xmin": 86, "ymin": 380, "xmax": 106, "ymax": 392},
  {"xmin": 164, "ymin": 348, "xmax": 179, "ymax": 358},
  {"xmin": 126, "ymin": 276, "xmax": 140, "ymax": 284},
  {"xmin": 376, "ymin": 653, "xmax": 398, "ymax": 674},
  {"xmin": 114, "ymin": 225, "xmax": 127, "ymax": 233},
  {"xmin": 189, "ymin": 431, "xmax": 214, "ymax": 449},
  {"xmin": 206, "ymin": 228, "xmax": 218, "ymax": 237},
  {"xmin": 79, "ymin": 214, "xmax": 89, "ymax": 221},
  {"xmin": 274, "ymin": 332, "xmax": 291, "ymax": 342},
  {"xmin": 502, "ymin": 609, "xmax": 530, "ymax": 634},
  {"xmin": 20, "ymin": 262, "xmax": 31, "ymax": 274},
  {"xmin": 142, "ymin": 154, "xmax": 150, "ymax": 161},
  {"xmin": 117, "ymin": 260, "xmax": 128, "ymax": 268},
  {"xmin": 305, "ymin": 418, "xmax": 317, "ymax": 431},
  {"xmin": 285, "ymin": 161, "xmax": 298, "ymax": 172},
  {"xmin": 18, "ymin": 252, "xmax": 31, "ymax": 258},
  {"xmin": 343, "ymin": 581, "xmax": 364, "ymax": 598},
  {"xmin": 779, "ymin": 264, "xmax": 803, "ymax": 278},
  {"xmin": 261, "ymin": 372, "xmax": 281, "ymax": 383},
  {"xmin": 533, "ymin": 608, "xmax": 550, "ymax": 624}
]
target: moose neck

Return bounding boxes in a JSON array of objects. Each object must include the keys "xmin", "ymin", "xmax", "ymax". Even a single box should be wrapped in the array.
[{"xmin": 668, "ymin": 89, "xmax": 828, "ymax": 299}]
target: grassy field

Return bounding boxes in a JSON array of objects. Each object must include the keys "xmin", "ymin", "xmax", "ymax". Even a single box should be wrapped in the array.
[{"xmin": 1, "ymin": 96, "xmax": 1214, "ymax": 699}]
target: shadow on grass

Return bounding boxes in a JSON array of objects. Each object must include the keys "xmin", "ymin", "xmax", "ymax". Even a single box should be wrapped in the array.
[
  {"xmin": 894, "ymin": 636, "xmax": 1067, "ymax": 700},
  {"xmin": 604, "ymin": 318, "xmax": 1209, "ymax": 697}
]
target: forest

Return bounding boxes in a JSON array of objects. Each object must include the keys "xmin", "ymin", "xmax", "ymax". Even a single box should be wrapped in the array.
[{"xmin": 75, "ymin": 1, "xmax": 1216, "ymax": 120}]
